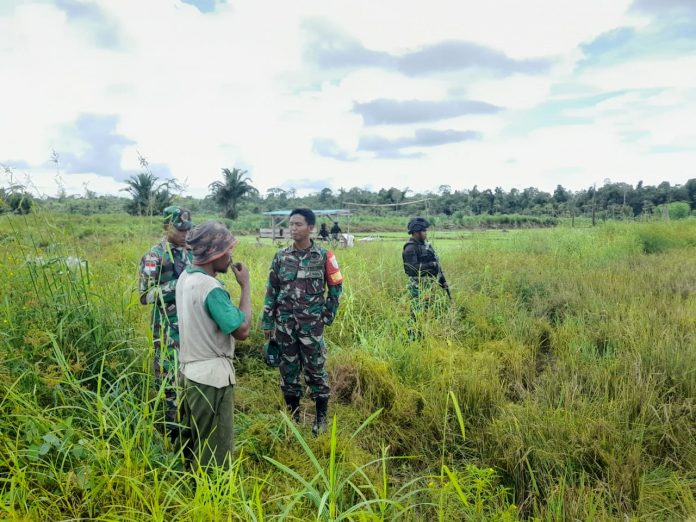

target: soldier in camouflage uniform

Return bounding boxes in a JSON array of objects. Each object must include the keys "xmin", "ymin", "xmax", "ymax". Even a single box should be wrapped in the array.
[
  {"xmin": 139, "ymin": 206, "xmax": 193, "ymax": 440},
  {"xmin": 403, "ymin": 217, "xmax": 450, "ymax": 338},
  {"xmin": 262, "ymin": 208, "xmax": 343, "ymax": 436}
]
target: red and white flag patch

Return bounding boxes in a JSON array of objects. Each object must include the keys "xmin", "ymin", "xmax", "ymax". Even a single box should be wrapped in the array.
[
  {"xmin": 144, "ymin": 257, "xmax": 158, "ymax": 274},
  {"xmin": 325, "ymin": 250, "xmax": 343, "ymax": 285}
]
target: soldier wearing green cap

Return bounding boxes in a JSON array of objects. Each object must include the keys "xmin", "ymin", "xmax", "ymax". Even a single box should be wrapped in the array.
[{"xmin": 138, "ymin": 206, "xmax": 193, "ymax": 440}]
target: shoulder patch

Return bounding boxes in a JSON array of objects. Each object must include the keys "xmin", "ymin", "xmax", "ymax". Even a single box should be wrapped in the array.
[
  {"xmin": 325, "ymin": 250, "xmax": 343, "ymax": 286},
  {"xmin": 141, "ymin": 252, "xmax": 160, "ymax": 275}
]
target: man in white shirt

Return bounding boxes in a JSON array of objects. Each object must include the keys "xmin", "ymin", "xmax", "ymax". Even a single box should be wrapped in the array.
[{"xmin": 176, "ymin": 221, "xmax": 251, "ymax": 469}]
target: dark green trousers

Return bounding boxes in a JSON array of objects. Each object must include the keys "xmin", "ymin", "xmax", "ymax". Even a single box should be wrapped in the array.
[{"xmin": 182, "ymin": 377, "xmax": 235, "ymax": 469}]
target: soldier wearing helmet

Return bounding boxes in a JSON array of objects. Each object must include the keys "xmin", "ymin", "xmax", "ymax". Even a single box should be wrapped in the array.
[
  {"xmin": 138, "ymin": 206, "xmax": 193, "ymax": 441},
  {"xmin": 403, "ymin": 217, "xmax": 450, "ymax": 337}
]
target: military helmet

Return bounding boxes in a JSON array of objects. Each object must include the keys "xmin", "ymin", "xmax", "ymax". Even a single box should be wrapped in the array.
[
  {"xmin": 407, "ymin": 216, "xmax": 430, "ymax": 233},
  {"xmin": 163, "ymin": 206, "xmax": 192, "ymax": 231}
]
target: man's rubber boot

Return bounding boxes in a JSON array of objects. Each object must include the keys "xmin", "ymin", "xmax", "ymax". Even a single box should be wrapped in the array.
[
  {"xmin": 166, "ymin": 424, "xmax": 180, "ymax": 446},
  {"xmin": 284, "ymin": 395, "xmax": 301, "ymax": 423},
  {"xmin": 312, "ymin": 396, "xmax": 329, "ymax": 437}
]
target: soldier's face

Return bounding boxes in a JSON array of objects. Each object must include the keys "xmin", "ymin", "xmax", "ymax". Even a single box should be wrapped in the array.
[
  {"xmin": 166, "ymin": 225, "xmax": 188, "ymax": 247},
  {"xmin": 289, "ymin": 214, "xmax": 313, "ymax": 242},
  {"xmin": 414, "ymin": 230, "xmax": 427, "ymax": 241}
]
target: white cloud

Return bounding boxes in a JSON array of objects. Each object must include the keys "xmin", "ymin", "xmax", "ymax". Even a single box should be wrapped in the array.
[
  {"xmin": 468, "ymin": 74, "xmax": 553, "ymax": 110},
  {"xmin": 315, "ymin": 0, "xmax": 634, "ymax": 58},
  {"xmin": 1, "ymin": 0, "xmax": 694, "ymax": 199},
  {"xmin": 580, "ymin": 55, "xmax": 696, "ymax": 92}
]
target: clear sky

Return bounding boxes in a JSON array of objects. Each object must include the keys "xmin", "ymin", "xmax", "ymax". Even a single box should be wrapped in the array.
[{"xmin": 1, "ymin": 0, "xmax": 695, "ymax": 198}]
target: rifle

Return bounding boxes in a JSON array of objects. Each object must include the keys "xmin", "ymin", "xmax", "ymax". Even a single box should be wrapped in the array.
[{"xmin": 431, "ymin": 247, "xmax": 451, "ymax": 300}]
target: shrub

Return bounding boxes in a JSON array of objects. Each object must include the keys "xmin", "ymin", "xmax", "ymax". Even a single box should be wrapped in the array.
[
  {"xmin": 660, "ymin": 201, "xmax": 691, "ymax": 220},
  {"xmin": 3, "ymin": 192, "xmax": 33, "ymax": 214}
]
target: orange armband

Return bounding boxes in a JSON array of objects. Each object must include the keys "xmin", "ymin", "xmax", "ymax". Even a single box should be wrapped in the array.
[{"xmin": 325, "ymin": 250, "xmax": 343, "ymax": 286}]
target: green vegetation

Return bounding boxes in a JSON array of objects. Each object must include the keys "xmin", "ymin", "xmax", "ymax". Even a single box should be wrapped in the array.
[
  {"xmin": 122, "ymin": 167, "xmax": 181, "ymax": 216},
  {"xmin": 0, "ymin": 190, "xmax": 33, "ymax": 214},
  {"xmin": 1, "ymin": 213, "xmax": 695, "ymax": 520},
  {"xmin": 660, "ymin": 201, "xmax": 691, "ymax": 220},
  {"xmin": 208, "ymin": 168, "xmax": 259, "ymax": 220},
  {"xmin": 5, "ymin": 161, "xmax": 696, "ymax": 224},
  {"xmin": 0, "ymin": 170, "xmax": 34, "ymax": 214}
]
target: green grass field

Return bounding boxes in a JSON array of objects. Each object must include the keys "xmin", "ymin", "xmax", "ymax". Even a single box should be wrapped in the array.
[{"xmin": 1, "ymin": 212, "xmax": 695, "ymax": 520}]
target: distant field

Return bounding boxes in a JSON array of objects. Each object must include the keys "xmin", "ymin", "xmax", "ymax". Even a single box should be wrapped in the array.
[
  {"xmin": 1, "ymin": 212, "xmax": 695, "ymax": 520},
  {"xmin": 247, "ymin": 227, "xmax": 573, "ymax": 246}
]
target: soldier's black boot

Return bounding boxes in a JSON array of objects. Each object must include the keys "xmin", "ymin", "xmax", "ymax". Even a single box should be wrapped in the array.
[
  {"xmin": 284, "ymin": 395, "xmax": 301, "ymax": 423},
  {"xmin": 312, "ymin": 396, "xmax": 329, "ymax": 437}
]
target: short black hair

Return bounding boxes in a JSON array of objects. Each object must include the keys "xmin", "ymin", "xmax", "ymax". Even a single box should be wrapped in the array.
[{"xmin": 290, "ymin": 208, "xmax": 316, "ymax": 226}]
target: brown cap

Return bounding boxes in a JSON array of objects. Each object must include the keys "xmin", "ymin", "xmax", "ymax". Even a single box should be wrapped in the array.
[{"xmin": 186, "ymin": 221, "xmax": 238, "ymax": 265}]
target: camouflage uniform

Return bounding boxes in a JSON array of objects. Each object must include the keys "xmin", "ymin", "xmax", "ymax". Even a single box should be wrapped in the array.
[
  {"xmin": 261, "ymin": 241, "xmax": 342, "ymax": 400},
  {"xmin": 139, "ymin": 209, "xmax": 193, "ymax": 431}
]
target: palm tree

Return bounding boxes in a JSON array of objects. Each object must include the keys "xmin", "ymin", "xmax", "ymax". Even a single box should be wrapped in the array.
[
  {"xmin": 208, "ymin": 168, "xmax": 258, "ymax": 219},
  {"xmin": 121, "ymin": 173, "xmax": 178, "ymax": 216}
]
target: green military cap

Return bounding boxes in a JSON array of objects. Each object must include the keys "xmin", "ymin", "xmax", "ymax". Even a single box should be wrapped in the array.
[{"xmin": 163, "ymin": 206, "xmax": 192, "ymax": 231}]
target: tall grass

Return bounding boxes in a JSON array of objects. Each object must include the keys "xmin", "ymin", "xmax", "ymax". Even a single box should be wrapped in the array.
[{"xmin": 1, "ymin": 213, "xmax": 695, "ymax": 519}]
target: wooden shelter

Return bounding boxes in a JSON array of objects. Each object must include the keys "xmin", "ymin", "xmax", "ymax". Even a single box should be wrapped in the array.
[{"xmin": 259, "ymin": 209, "xmax": 352, "ymax": 241}]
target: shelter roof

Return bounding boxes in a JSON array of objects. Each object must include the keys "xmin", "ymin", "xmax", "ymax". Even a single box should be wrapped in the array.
[{"xmin": 262, "ymin": 209, "xmax": 352, "ymax": 216}]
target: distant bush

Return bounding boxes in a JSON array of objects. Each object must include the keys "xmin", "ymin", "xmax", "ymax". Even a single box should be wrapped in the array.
[
  {"xmin": 634, "ymin": 222, "xmax": 696, "ymax": 253},
  {"xmin": 666, "ymin": 201, "xmax": 691, "ymax": 220},
  {"xmin": 1, "ymin": 191, "xmax": 34, "ymax": 214},
  {"xmin": 461, "ymin": 214, "xmax": 557, "ymax": 229}
]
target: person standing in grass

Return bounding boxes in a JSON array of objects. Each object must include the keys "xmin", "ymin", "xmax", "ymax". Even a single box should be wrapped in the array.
[
  {"xmin": 403, "ymin": 217, "xmax": 450, "ymax": 338},
  {"xmin": 176, "ymin": 221, "xmax": 251, "ymax": 468},
  {"xmin": 330, "ymin": 221, "xmax": 342, "ymax": 241},
  {"xmin": 318, "ymin": 223, "xmax": 330, "ymax": 241},
  {"xmin": 262, "ymin": 208, "xmax": 343, "ymax": 436},
  {"xmin": 138, "ymin": 206, "xmax": 193, "ymax": 441}
]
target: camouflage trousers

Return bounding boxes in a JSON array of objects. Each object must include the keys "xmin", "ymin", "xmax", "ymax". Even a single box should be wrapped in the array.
[
  {"xmin": 275, "ymin": 317, "xmax": 330, "ymax": 399},
  {"xmin": 152, "ymin": 322, "xmax": 181, "ymax": 430}
]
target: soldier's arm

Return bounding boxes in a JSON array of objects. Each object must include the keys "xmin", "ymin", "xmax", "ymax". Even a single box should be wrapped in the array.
[
  {"xmin": 402, "ymin": 243, "xmax": 423, "ymax": 277},
  {"xmin": 322, "ymin": 250, "xmax": 343, "ymax": 325},
  {"xmin": 261, "ymin": 253, "xmax": 281, "ymax": 331},
  {"xmin": 421, "ymin": 245, "xmax": 441, "ymax": 276},
  {"xmin": 323, "ymin": 283, "xmax": 342, "ymax": 325},
  {"xmin": 159, "ymin": 280, "xmax": 178, "ymax": 304},
  {"xmin": 157, "ymin": 246, "xmax": 183, "ymax": 305},
  {"xmin": 138, "ymin": 250, "xmax": 163, "ymax": 305}
]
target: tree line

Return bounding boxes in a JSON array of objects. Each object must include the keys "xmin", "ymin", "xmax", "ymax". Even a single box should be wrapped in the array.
[
  {"xmin": 3, "ymin": 165, "xmax": 696, "ymax": 221},
  {"xmin": 113, "ymin": 171, "xmax": 696, "ymax": 222}
]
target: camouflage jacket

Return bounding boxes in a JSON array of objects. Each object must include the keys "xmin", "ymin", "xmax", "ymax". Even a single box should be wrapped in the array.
[
  {"xmin": 403, "ymin": 238, "xmax": 447, "ymax": 288},
  {"xmin": 139, "ymin": 239, "xmax": 193, "ymax": 338},
  {"xmin": 261, "ymin": 241, "xmax": 342, "ymax": 330}
]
